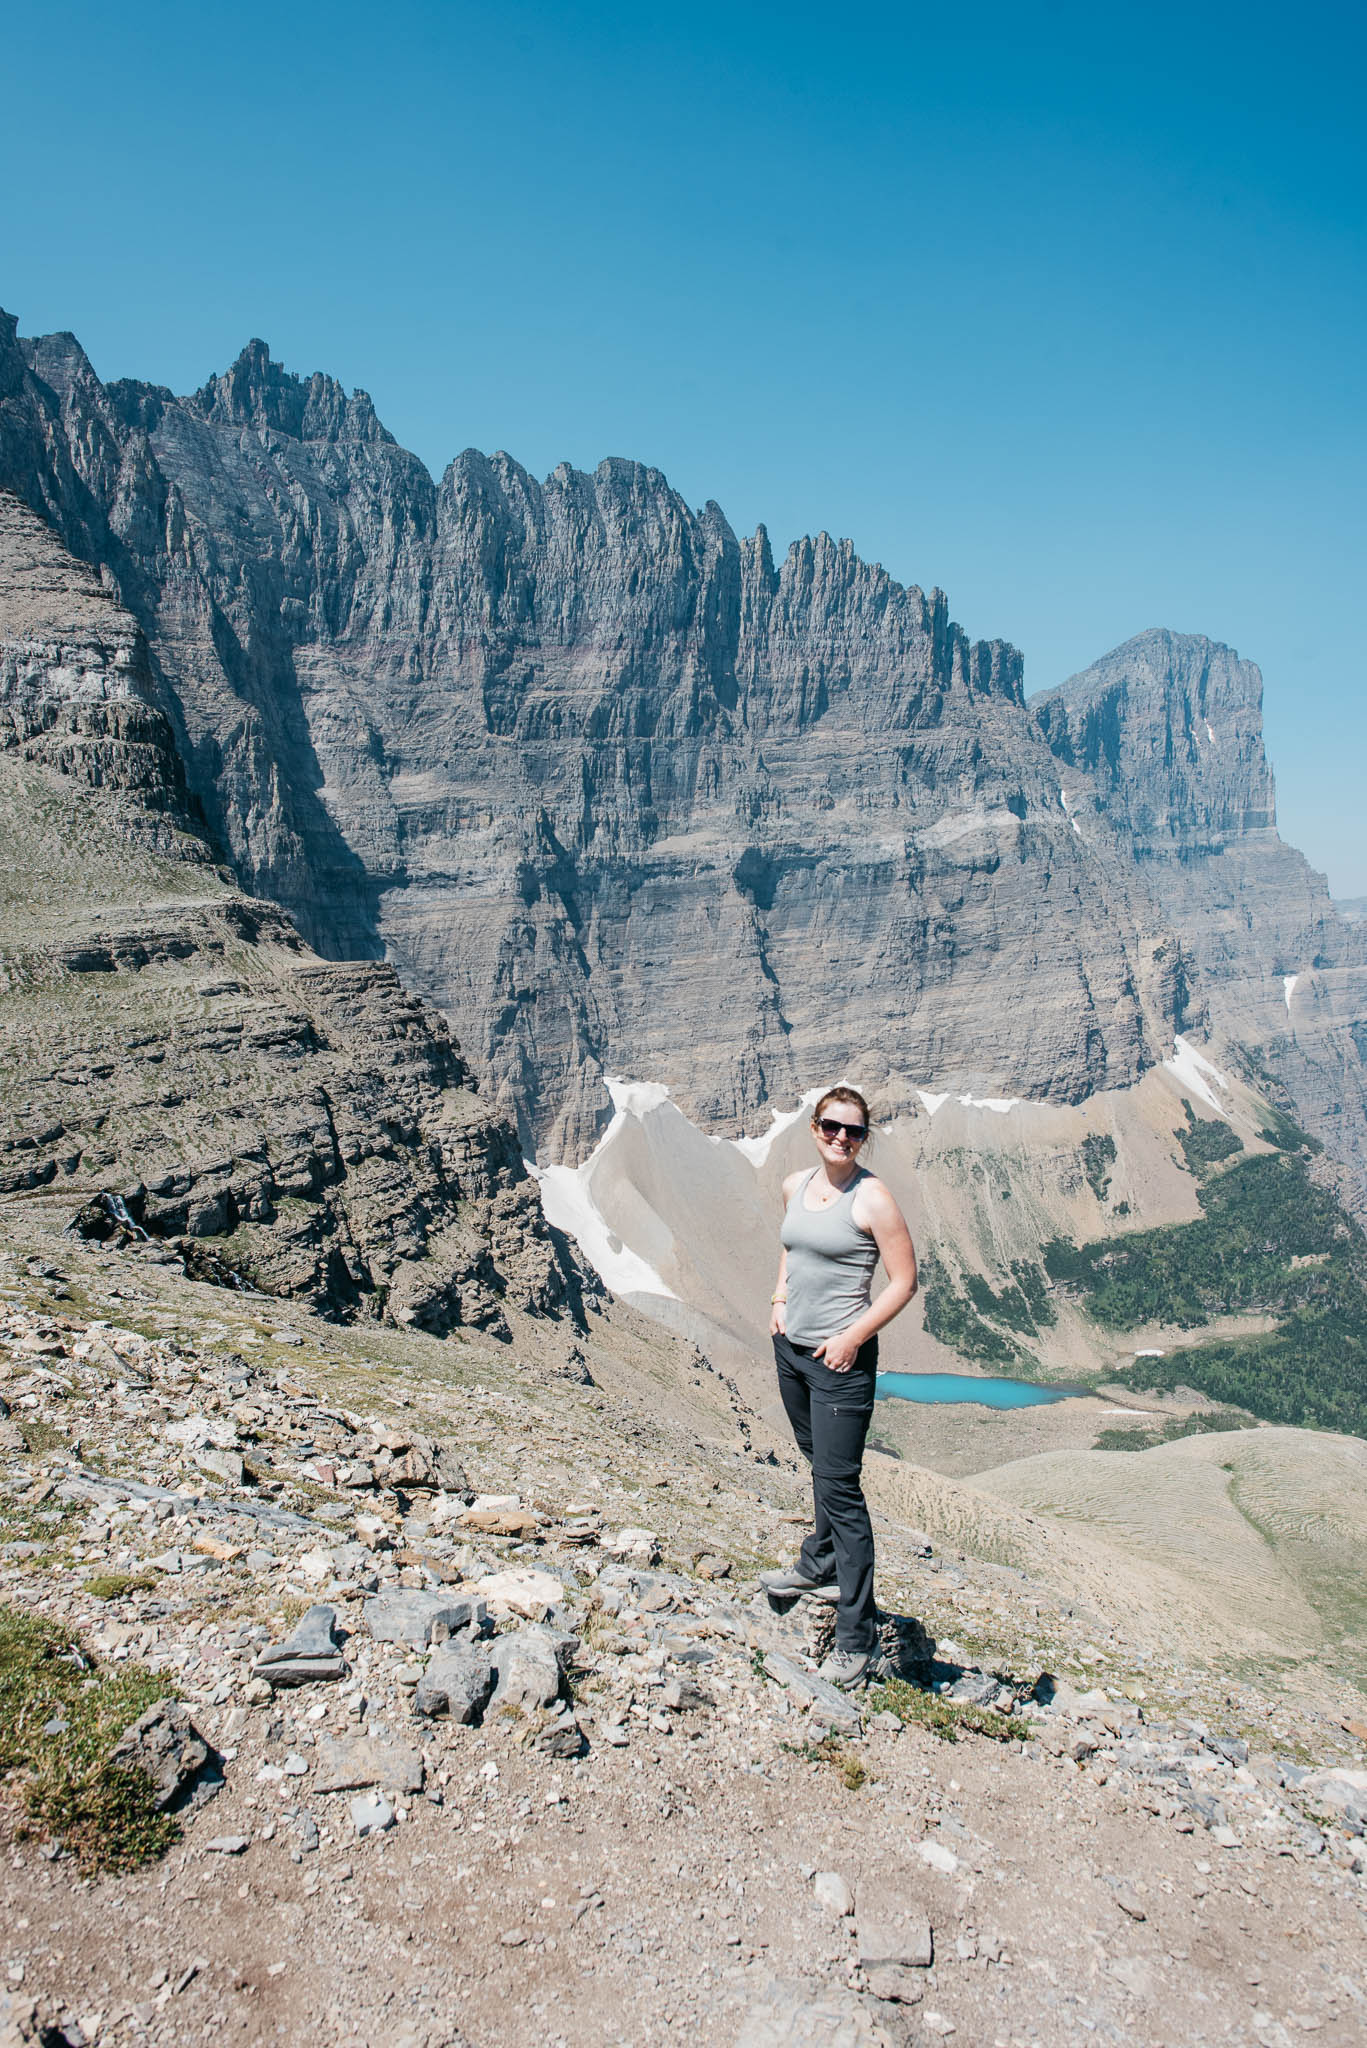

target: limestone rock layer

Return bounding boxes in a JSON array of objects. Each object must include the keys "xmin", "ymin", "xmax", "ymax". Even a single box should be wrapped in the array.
[
  {"xmin": 0, "ymin": 488, "xmax": 587, "ymax": 1331},
  {"xmin": 2, "ymin": 314, "xmax": 1362, "ymax": 1204},
  {"xmin": 0, "ymin": 316, "xmax": 1179, "ymax": 1157},
  {"xmin": 1036, "ymin": 632, "xmax": 1367, "ymax": 1213}
]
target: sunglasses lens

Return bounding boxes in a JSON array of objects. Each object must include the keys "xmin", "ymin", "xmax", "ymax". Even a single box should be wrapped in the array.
[{"xmin": 818, "ymin": 1118, "xmax": 866, "ymax": 1141}]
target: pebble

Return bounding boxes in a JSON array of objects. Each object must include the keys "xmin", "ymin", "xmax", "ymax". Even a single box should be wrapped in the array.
[
  {"xmin": 204, "ymin": 1836, "xmax": 249, "ymax": 1855},
  {"xmin": 917, "ymin": 1842, "xmax": 960, "ymax": 1875},
  {"xmin": 812, "ymin": 1870, "xmax": 854, "ymax": 1916},
  {"xmin": 350, "ymin": 1793, "xmax": 395, "ymax": 1837}
]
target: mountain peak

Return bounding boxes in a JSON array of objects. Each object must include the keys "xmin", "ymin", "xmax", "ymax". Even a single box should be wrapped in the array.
[
  {"xmin": 1035, "ymin": 627, "xmax": 1274, "ymax": 846},
  {"xmin": 191, "ymin": 339, "xmax": 394, "ymax": 446}
]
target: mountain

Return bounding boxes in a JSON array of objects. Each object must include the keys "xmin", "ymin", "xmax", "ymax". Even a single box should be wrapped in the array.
[
  {"xmin": 0, "ymin": 315, "xmax": 1184, "ymax": 1159},
  {"xmin": 0, "ymin": 488, "xmax": 587, "ymax": 1335},
  {"xmin": 1, "ymin": 311, "xmax": 1363, "ymax": 1217},
  {"xmin": 1035, "ymin": 630, "xmax": 1367, "ymax": 1212}
]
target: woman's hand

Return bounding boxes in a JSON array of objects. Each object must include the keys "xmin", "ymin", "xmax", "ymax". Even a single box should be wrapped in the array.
[
  {"xmin": 814, "ymin": 1327, "xmax": 861, "ymax": 1373},
  {"xmin": 769, "ymin": 1298, "xmax": 788, "ymax": 1337}
]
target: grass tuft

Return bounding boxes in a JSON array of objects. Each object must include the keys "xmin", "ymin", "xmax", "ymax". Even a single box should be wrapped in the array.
[
  {"xmin": 869, "ymin": 1673, "xmax": 1024, "ymax": 1744},
  {"xmin": 782, "ymin": 1733, "xmax": 868, "ymax": 1788},
  {"xmin": 84, "ymin": 1571, "xmax": 158, "ymax": 1601},
  {"xmin": 0, "ymin": 1602, "xmax": 178, "ymax": 1871}
]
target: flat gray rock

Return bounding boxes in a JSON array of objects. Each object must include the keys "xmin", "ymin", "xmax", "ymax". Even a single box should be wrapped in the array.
[
  {"xmin": 489, "ymin": 1626, "xmax": 563, "ymax": 1712},
  {"xmin": 762, "ymin": 1650, "xmax": 863, "ymax": 1734},
  {"xmin": 736, "ymin": 1975, "xmax": 895, "ymax": 2047},
  {"xmin": 532, "ymin": 1709, "xmax": 587, "ymax": 1758},
  {"xmin": 414, "ymin": 1641, "xmax": 495, "ymax": 1723},
  {"xmin": 362, "ymin": 1588, "xmax": 484, "ymax": 1648},
  {"xmin": 313, "ymin": 1736, "xmax": 424, "ymax": 1796},
  {"xmin": 857, "ymin": 1904, "xmax": 933, "ymax": 1970},
  {"xmin": 251, "ymin": 1603, "xmax": 346, "ymax": 1687},
  {"xmin": 350, "ymin": 1793, "xmax": 394, "ymax": 1837},
  {"xmin": 864, "ymin": 1965, "xmax": 925, "ymax": 2006}
]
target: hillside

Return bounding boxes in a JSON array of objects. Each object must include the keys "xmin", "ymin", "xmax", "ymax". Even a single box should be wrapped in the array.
[
  {"xmin": 3, "ymin": 1208, "xmax": 1367, "ymax": 2048},
  {"xmin": 0, "ymin": 490, "xmax": 584, "ymax": 1338}
]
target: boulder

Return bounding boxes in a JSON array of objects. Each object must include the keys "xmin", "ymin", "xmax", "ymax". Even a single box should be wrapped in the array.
[
  {"xmin": 414, "ymin": 1642, "xmax": 496, "ymax": 1724},
  {"xmin": 313, "ymin": 1736, "xmax": 424, "ymax": 1796},
  {"xmin": 761, "ymin": 1650, "xmax": 862, "ymax": 1736},
  {"xmin": 362, "ymin": 1589, "xmax": 484, "ymax": 1648},
  {"xmin": 489, "ymin": 1627, "xmax": 563, "ymax": 1712},
  {"xmin": 109, "ymin": 1698, "xmax": 223, "ymax": 1811}
]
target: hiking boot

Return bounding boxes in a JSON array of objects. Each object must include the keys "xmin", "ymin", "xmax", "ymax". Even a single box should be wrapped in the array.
[
  {"xmin": 758, "ymin": 1564, "xmax": 840, "ymax": 1603},
  {"xmin": 818, "ymin": 1646, "xmax": 888, "ymax": 1690}
]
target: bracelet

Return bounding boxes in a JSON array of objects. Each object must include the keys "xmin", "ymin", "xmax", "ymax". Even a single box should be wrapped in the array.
[{"xmin": 771, "ymin": 1294, "xmax": 787, "ymax": 1304}]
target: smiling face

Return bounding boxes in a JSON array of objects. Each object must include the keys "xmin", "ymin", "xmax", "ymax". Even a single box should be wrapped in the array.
[{"xmin": 811, "ymin": 1099, "xmax": 869, "ymax": 1167}]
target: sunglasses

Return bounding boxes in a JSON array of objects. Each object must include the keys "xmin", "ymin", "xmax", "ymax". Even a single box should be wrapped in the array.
[{"xmin": 816, "ymin": 1117, "xmax": 867, "ymax": 1143}]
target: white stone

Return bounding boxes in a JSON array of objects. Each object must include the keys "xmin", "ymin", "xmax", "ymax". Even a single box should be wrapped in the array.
[
  {"xmin": 472, "ymin": 1567, "xmax": 563, "ymax": 1618},
  {"xmin": 916, "ymin": 1842, "xmax": 960, "ymax": 1875},
  {"xmin": 812, "ymin": 1870, "xmax": 854, "ymax": 1916}
]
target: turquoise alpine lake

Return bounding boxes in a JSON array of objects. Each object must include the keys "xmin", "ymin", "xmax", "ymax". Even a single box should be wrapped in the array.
[{"xmin": 876, "ymin": 1372, "xmax": 1076, "ymax": 1409}]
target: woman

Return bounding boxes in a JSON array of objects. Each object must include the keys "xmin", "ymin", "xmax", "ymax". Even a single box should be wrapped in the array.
[{"xmin": 762, "ymin": 1086, "xmax": 918, "ymax": 1688}]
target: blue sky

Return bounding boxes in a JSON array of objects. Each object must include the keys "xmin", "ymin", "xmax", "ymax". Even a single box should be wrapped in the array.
[{"xmin": 4, "ymin": 0, "xmax": 1364, "ymax": 890}]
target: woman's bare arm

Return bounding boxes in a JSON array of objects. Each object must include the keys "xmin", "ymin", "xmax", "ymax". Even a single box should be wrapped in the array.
[{"xmin": 770, "ymin": 1169, "xmax": 805, "ymax": 1336}]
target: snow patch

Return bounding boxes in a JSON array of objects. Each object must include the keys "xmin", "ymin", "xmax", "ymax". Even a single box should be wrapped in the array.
[
  {"xmin": 919, "ymin": 1087, "xmax": 1022, "ymax": 1115},
  {"xmin": 1058, "ymin": 789, "xmax": 1082, "ymax": 837},
  {"xmin": 1162, "ymin": 1034, "xmax": 1231, "ymax": 1115},
  {"xmin": 1134, "ymin": 1348, "xmax": 1166, "ymax": 1358},
  {"xmin": 529, "ymin": 1156, "xmax": 677, "ymax": 1300},
  {"xmin": 730, "ymin": 1092, "xmax": 821, "ymax": 1165},
  {"xmin": 604, "ymin": 1076, "xmax": 673, "ymax": 1118},
  {"xmin": 1283, "ymin": 974, "xmax": 1299, "ymax": 1012},
  {"xmin": 1204, "ymin": 720, "xmax": 1215, "ymax": 744}
]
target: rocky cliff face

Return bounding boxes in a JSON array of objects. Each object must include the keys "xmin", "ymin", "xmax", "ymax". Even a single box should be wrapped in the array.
[
  {"xmin": 0, "ymin": 316, "xmax": 1183, "ymax": 1158},
  {"xmin": 0, "ymin": 488, "xmax": 588, "ymax": 1331},
  {"xmin": 1036, "ymin": 631, "xmax": 1367, "ymax": 1212}
]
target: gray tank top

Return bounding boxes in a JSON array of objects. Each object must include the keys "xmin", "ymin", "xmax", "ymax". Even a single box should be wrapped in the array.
[{"xmin": 780, "ymin": 1168, "xmax": 879, "ymax": 1346}]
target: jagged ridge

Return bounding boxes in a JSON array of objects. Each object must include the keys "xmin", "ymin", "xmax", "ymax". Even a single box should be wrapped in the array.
[{"xmin": 0, "ymin": 314, "xmax": 1182, "ymax": 1158}]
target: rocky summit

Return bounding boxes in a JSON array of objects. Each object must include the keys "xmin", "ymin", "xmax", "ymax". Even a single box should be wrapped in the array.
[
  {"xmin": 1, "ymin": 1228, "xmax": 1365, "ymax": 2048},
  {"xmin": 1036, "ymin": 631, "xmax": 1367, "ymax": 1216}
]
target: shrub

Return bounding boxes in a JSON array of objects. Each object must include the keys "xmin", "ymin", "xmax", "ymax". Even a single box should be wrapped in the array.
[{"xmin": 0, "ymin": 1604, "xmax": 178, "ymax": 1872}]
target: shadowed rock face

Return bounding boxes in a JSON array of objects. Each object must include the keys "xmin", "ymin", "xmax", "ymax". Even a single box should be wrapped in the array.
[
  {"xmin": 1036, "ymin": 631, "xmax": 1367, "ymax": 1214},
  {"xmin": 0, "ymin": 488, "xmax": 589, "ymax": 1331},
  {"xmin": 0, "ymin": 316, "xmax": 1181, "ymax": 1158}
]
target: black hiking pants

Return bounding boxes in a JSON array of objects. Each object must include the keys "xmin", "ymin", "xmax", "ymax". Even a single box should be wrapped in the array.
[{"xmin": 773, "ymin": 1331, "xmax": 879, "ymax": 1653}]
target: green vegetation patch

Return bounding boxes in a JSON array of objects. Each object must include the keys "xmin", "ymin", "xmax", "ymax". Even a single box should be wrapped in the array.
[
  {"xmin": 84, "ymin": 1571, "xmax": 158, "ymax": 1601},
  {"xmin": 922, "ymin": 1249, "xmax": 1055, "ymax": 1366},
  {"xmin": 17, "ymin": 1418, "xmax": 65, "ymax": 1456},
  {"xmin": 1233, "ymin": 1048, "xmax": 1323, "ymax": 1155},
  {"xmin": 0, "ymin": 1603, "xmax": 177, "ymax": 1872},
  {"xmin": 869, "ymin": 1674, "xmax": 1024, "ymax": 1744},
  {"xmin": 1046, "ymin": 1151, "xmax": 1367, "ymax": 1435},
  {"xmin": 782, "ymin": 1733, "xmax": 869, "ymax": 1789},
  {"xmin": 1081, "ymin": 1132, "xmax": 1116, "ymax": 1202},
  {"xmin": 1092, "ymin": 1408, "xmax": 1257, "ymax": 1453},
  {"xmin": 1178, "ymin": 1103, "xmax": 1244, "ymax": 1178}
]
